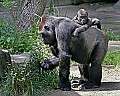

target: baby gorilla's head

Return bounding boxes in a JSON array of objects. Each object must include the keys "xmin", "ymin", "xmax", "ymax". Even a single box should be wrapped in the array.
[{"xmin": 77, "ymin": 9, "xmax": 88, "ymax": 25}]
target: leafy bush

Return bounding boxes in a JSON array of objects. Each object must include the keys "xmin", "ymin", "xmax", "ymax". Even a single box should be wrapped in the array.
[
  {"xmin": 0, "ymin": 20, "xmax": 59, "ymax": 96},
  {"xmin": 0, "ymin": 0, "xmax": 60, "ymax": 95},
  {"xmin": 104, "ymin": 28, "xmax": 120, "ymax": 41},
  {"xmin": 103, "ymin": 51, "xmax": 120, "ymax": 66},
  {"xmin": 0, "ymin": 57, "xmax": 59, "ymax": 95},
  {"xmin": 0, "ymin": 59, "xmax": 59, "ymax": 96},
  {"xmin": 0, "ymin": 20, "xmax": 38, "ymax": 54}
]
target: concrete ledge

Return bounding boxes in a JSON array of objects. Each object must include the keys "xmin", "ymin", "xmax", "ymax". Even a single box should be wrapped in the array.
[
  {"xmin": 108, "ymin": 41, "xmax": 120, "ymax": 51},
  {"xmin": 10, "ymin": 41, "xmax": 120, "ymax": 64},
  {"xmin": 11, "ymin": 52, "xmax": 30, "ymax": 64}
]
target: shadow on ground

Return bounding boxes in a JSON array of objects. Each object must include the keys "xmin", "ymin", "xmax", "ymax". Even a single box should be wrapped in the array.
[{"xmin": 72, "ymin": 82, "xmax": 120, "ymax": 91}]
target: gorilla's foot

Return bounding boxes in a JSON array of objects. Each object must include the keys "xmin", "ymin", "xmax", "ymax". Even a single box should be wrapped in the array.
[
  {"xmin": 78, "ymin": 81, "xmax": 100, "ymax": 90},
  {"xmin": 71, "ymin": 79, "xmax": 87, "ymax": 88},
  {"xmin": 71, "ymin": 77, "xmax": 88, "ymax": 88},
  {"xmin": 60, "ymin": 82, "xmax": 71, "ymax": 91}
]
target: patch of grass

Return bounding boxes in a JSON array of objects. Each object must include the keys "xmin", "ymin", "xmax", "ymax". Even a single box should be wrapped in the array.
[
  {"xmin": 103, "ymin": 27, "xmax": 120, "ymax": 41},
  {"xmin": 103, "ymin": 51, "xmax": 120, "ymax": 66},
  {"xmin": 0, "ymin": 61, "xmax": 59, "ymax": 96}
]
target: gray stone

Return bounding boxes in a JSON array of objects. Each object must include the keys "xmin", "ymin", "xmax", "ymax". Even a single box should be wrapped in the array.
[
  {"xmin": 11, "ymin": 52, "xmax": 30, "ymax": 65},
  {"xmin": 108, "ymin": 41, "xmax": 120, "ymax": 51}
]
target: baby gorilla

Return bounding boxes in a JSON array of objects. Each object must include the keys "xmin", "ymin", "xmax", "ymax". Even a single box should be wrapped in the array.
[{"xmin": 72, "ymin": 9, "xmax": 101, "ymax": 36}]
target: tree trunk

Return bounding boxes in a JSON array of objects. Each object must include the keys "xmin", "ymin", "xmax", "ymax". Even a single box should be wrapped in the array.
[
  {"xmin": 0, "ymin": 50, "xmax": 11, "ymax": 79},
  {"xmin": 15, "ymin": 0, "xmax": 47, "ymax": 32}
]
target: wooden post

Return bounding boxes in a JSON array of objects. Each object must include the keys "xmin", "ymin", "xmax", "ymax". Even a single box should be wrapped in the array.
[{"xmin": 0, "ymin": 50, "xmax": 11, "ymax": 79}]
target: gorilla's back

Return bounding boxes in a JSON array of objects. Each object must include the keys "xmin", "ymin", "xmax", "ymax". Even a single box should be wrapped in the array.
[{"xmin": 70, "ymin": 27, "xmax": 108, "ymax": 64}]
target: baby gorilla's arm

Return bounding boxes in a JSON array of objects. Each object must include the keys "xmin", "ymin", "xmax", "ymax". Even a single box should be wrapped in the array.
[
  {"xmin": 72, "ymin": 20, "xmax": 91, "ymax": 36},
  {"xmin": 92, "ymin": 18, "xmax": 101, "ymax": 29}
]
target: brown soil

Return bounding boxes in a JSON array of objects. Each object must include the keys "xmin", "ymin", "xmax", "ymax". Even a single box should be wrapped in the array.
[{"xmin": 47, "ymin": 65, "xmax": 120, "ymax": 96}]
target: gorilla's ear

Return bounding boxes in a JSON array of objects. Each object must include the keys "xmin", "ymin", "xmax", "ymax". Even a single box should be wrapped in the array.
[{"xmin": 39, "ymin": 16, "xmax": 49, "ymax": 31}]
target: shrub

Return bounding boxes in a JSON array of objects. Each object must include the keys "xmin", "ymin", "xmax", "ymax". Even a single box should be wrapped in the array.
[
  {"xmin": 103, "ymin": 27, "xmax": 120, "ymax": 41},
  {"xmin": 0, "ymin": 20, "xmax": 59, "ymax": 96},
  {"xmin": 103, "ymin": 51, "xmax": 120, "ymax": 66}
]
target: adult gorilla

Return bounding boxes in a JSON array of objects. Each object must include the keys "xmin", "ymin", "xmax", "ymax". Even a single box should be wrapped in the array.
[{"xmin": 38, "ymin": 15, "xmax": 108, "ymax": 91}]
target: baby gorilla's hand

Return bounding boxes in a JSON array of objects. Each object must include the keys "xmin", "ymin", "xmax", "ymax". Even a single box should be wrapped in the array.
[{"xmin": 72, "ymin": 28, "xmax": 79, "ymax": 36}]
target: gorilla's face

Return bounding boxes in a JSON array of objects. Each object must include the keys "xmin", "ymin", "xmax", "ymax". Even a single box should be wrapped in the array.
[
  {"xmin": 77, "ymin": 10, "xmax": 88, "ymax": 25},
  {"xmin": 38, "ymin": 18, "xmax": 55, "ymax": 45}
]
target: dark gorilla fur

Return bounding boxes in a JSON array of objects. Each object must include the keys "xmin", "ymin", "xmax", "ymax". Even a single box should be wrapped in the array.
[{"xmin": 38, "ymin": 15, "xmax": 108, "ymax": 91}]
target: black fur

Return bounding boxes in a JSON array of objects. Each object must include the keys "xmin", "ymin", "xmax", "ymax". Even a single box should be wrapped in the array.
[{"xmin": 38, "ymin": 16, "xmax": 108, "ymax": 91}]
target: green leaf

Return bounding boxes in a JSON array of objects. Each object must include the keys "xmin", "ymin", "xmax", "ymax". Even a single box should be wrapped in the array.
[{"xmin": 7, "ymin": 37, "xmax": 10, "ymax": 42}]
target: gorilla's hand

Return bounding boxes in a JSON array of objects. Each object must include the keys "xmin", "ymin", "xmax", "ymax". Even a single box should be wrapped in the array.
[
  {"xmin": 72, "ymin": 28, "xmax": 79, "ymax": 36},
  {"xmin": 38, "ymin": 56, "xmax": 59, "ymax": 70},
  {"xmin": 39, "ymin": 60, "xmax": 54, "ymax": 70}
]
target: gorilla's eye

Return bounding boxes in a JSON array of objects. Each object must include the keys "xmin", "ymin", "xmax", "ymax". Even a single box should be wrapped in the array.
[
  {"xmin": 44, "ymin": 26, "xmax": 50, "ymax": 31},
  {"xmin": 77, "ymin": 14, "xmax": 78, "ymax": 17}
]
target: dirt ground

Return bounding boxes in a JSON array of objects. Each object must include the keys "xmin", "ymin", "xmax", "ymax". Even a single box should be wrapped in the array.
[
  {"xmin": 47, "ymin": 65, "xmax": 120, "ymax": 96},
  {"xmin": 44, "ymin": 2, "xmax": 120, "ymax": 96}
]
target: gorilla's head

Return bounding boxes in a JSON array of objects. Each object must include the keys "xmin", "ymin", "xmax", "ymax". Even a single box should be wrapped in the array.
[
  {"xmin": 77, "ymin": 9, "xmax": 88, "ymax": 25},
  {"xmin": 38, "ymin": 16, "xmax": 56, "ymax": 45}
]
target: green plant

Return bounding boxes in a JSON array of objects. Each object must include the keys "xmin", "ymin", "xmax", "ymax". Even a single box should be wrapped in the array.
[
  {"xmin": 0, "ymin": 19, "xmax": 59, "ymax": 96},
  {"xmin": 0, "ymin": 37, "xmax": 59, "ymax": 96},
  {"xmin": 0, "ymin": 0, "xmax": 15, "ymax": 9},
  {"xmin": 103, "ymin": 51, "xmax": 120, "ymax": 66},
  {"xmin": 0, "ymin": 20, "xmax": 39, "ymax": 54},
  {"xmin": 0, "ymin": 59, "xmax": 59, "ymax": 96},
  {"xmin": 103, "ymin": 27, "xmax": 120, "ymax": 41}
]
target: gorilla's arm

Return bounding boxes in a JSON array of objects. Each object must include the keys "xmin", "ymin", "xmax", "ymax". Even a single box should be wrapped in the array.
[
  {"xmin": 72, "ymin": 15, "xmax": 77, "ymax": 23},
  {"xmin": 56, "ymin": 21, "xmax": 72, "ymax": 90},
  {"xmin": 39, "ymin": 56, "xmax": 59, "ymax": 70},
  {"xmin": 91, "ymin": 18, "xmax": 101, "ymax": 30},
  {"xmin": 50, "ymin": 42, "xmax": 59, "ymax": 57},
  {"xmin": 72, "ymin": 19, "xmax": 92, "ymax": 36}
]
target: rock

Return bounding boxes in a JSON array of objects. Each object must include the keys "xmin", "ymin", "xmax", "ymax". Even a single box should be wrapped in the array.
[
  {"xmin": 114, "ymin": 0, "xmax": 120, "ymax": 9},
  {"xmin": 11, "ymin": 52, "xmax": 30, "ymax": 64},
  {"xmin": 0, "ymin": 50, "xmax": 11, "ymax": 79}
]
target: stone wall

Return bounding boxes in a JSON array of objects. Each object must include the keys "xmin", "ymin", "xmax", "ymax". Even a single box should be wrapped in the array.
[{"xmin": 0, "ymin": 0, "xmax": 118, "ymax": 20}]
